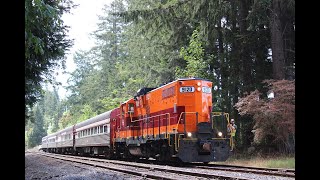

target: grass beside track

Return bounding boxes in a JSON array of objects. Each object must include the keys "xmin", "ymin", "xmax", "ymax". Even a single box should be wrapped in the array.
[{"xmin": 212, "ymin": 154, "xmax": 295, "ymax": 169}]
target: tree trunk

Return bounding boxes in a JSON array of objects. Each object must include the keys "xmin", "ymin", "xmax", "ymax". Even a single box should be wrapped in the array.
[
  {"xmin": 239, "ymin": 0, "xmax": 252, "ymax": 93},
  {"xmin": 270, "ymin": 0, "xmax": 285, "ymax": 80}
]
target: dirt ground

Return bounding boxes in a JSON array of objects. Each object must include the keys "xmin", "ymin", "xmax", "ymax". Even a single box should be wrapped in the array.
[{"xmin": 25, "ymin": 151, "xmax": 139, "ymax": 180}]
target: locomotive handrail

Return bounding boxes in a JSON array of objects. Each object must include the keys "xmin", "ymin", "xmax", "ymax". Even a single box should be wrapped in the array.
[
  {"xmin": 130, "ymin": 113, "xmax": 170, "ymax": 123},
  {"xmin": 174, "ymin": 112, "xmax": 198, "ymax": 152},
  {"xmin": 212, "ymin": 111, "xmax": 233, "ymax": 151},
  {"xmin": 176, "ymin": 112, "xmax": 198, "ymax": 135},
  {"xmin": 174, "ymin": 134, "xmax": 185, "ymax": 151},
  {"xmin": 131, "ymin": 113, "xmax": 170, "ymax": 140}
]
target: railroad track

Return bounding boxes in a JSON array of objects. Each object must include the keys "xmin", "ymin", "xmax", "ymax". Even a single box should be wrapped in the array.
[
  {"xmin": 37, "ymin": 152, "xmax": 252, "ymax": 180},
  {"xmin": 191, "ymin": 163, "xmax": 295, "ymax": 178},
  {"xmin": 120, "ymin": 156, "xmax": 295, "ymax": 178},
  {"xmin": 36, "ymin": 152, "xmax": 295, "ymax": 180}
]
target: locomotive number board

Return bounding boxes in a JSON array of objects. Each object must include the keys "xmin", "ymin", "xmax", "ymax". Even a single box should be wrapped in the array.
[{"xmin": 180, "ymin": 86, "xmax": 195, "ymax": 93}]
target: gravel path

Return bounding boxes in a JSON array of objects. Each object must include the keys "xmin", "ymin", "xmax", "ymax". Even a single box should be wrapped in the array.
[{"xmin": 25, "ymin": 152, "xmax": 141, "ymax": 180}]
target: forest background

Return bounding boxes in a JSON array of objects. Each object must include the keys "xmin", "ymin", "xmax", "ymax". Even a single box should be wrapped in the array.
[{"xmin": 25, "ymin": 0, "xmax": 295, "ymax": 155}]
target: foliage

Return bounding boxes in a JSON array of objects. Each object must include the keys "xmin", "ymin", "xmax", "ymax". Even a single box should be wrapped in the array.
[
  {"xmin": 176, "ymin": 29, "xmax": 207, "ymax": 78},
  {"xmin": 25, "ymin": 102, "xmax": 47, "ymax": 148},
  {"xmin": 25, "ymin": 0, "xmax": 75, "ymax": 125},
  {"xmin": 59, "ymin": 111, "xmax": 73, "ymax": 129},
  {"xmin": 234, "ymin": 79, "xmax": 295, "ymax": 153},
  {"xmin": 78, "ymin": 105, "xmax": 98, "ymax": 123},
  {"xmin": 99, "ymin": 96, "xmax": 128, "ymax": 111}
]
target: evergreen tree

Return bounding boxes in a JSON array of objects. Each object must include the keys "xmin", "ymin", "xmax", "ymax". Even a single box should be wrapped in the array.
[
  {"xmin": 26, "ymin": 103, "xmax": 47, "ymax": 148},
  {"xmin": 25, "ymin": 0, "xmax": 75, "ymax": 124}
]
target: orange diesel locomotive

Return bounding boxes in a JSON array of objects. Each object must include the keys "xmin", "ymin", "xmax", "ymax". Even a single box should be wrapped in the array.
[
  {"xmin": 110, "ymin": 77, "xmax": 231, "ymax": 162},
  {"xmin": 41, "ymin": 77, "xmax": 232, "ymax": 163}
]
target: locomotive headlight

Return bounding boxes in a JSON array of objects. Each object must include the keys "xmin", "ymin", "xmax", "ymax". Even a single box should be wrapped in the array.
[
  {"xmin": 218, "ymin": 132, "xmax": 223, "ymax": 137},
  {"xmin": 197, "ymin": 82, "xmax": 201, "ymax": 86},
  {"xmin": 187, "ymin": 132, "xmax": 192, "ymax": 137},
  {"xmin": 197, "ymin": 87, "xmax": 201, "ymax": 91}
]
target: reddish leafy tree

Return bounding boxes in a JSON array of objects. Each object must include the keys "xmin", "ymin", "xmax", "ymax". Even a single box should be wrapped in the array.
[{"xmin": 234, "ymin": 79, "xmax": 295, "ymax": 153}]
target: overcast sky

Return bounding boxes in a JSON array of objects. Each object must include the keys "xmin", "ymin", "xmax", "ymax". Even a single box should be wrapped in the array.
[{"xmin": 55, "ymin": 0, "xmax": 112, "ymax": 99}]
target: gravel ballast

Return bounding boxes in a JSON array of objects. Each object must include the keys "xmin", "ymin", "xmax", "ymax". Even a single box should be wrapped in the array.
[{"xmin": 25, "ymin": 152, "xmax": 139, "ymax": 180}]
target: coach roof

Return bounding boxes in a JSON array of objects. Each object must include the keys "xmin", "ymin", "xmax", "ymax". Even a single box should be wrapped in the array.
[{"xmin": 74, "ymin": 110, "xmax": 112, "ymax": 129}]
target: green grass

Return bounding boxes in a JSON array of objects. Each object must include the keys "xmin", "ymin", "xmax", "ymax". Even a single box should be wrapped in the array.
[
  {"xmin": 212, "ymin": 154, "xmax": 295, "ymax": 169},
  {"xmin": 264, "ymin": 157, "xmax": 295, "ymax": 169}
]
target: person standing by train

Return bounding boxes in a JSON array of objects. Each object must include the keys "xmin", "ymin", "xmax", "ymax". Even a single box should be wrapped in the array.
[{"xmin": 228, "ymin": 119, "xmax": 237, "ymax": 151}]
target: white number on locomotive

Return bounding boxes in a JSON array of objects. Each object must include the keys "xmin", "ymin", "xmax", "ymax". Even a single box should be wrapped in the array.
[{"xmin": 180, "ymin": 86, "xmax": 195, "ymax": 93}]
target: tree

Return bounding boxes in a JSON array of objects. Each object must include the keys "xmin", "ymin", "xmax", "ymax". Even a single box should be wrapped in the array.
[
  {"xmin": 270, "ymin": 0, "xmax": 285, "ymax": 80},
  {"xmin": 26, "ymin": 102, "xmax": 47, "ymax": 148},
  {"xmin": 234, "ymin": 79, "xmax": 295, "ymax": 153},
  {"xmin": 176, "ymin": 29, "xmax": 207, "ymax": 78},
  {"xmin": 25, "ymin": 0, "xmax": 75, "ymax": 125}
]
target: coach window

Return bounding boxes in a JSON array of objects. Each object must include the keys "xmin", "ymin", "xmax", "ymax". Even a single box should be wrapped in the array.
[{"xmin": 103, "ymin": 125, "xmax": 107, "ymax": 133}]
